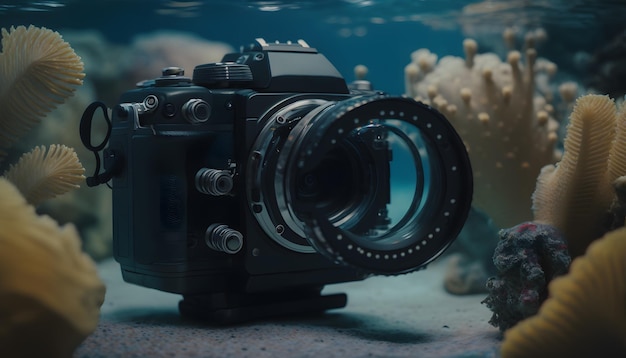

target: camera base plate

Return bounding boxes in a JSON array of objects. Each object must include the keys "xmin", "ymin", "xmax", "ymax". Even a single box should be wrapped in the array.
[{"xmin": 179, "ymin": 288, "xmax": 347, "ymax": 324}]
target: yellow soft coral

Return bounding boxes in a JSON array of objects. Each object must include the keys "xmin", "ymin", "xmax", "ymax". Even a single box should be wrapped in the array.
[
  {"xmin": 405, "ymin": 35, "xmax": 561, "ymax": 228},
  {"xmin": 532, "ymin": 95, "xmax": 626, "ymax": 257},
  {"xmin": 0, "ymin": 25, "xmax": 84, "ymax": 160},
  {"xmin": 3, "ymin": 144, "xmax": 85, "ymax": 206},
  {"xmin": 0, "ymin": 178, "xmax": 105, "ymax": 356},
  {"xmin": 501, "ymin": 226, "xmax": 626, "ymax": 357}
]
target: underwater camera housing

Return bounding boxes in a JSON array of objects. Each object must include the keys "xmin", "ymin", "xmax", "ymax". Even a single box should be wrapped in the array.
[{"xmin": 81, "ymin": 38, "xmax": 473, "ymax": 323}]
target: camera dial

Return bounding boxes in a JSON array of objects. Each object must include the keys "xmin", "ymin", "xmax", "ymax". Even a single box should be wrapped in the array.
[{"xmin": 193, "ymin": 62, "xmax": 253, "ymax": 88}]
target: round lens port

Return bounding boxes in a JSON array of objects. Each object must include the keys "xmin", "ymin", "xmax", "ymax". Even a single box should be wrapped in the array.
[{"xmin": 246, "ymin": 95, "xmax": 473, "ymax": 275}]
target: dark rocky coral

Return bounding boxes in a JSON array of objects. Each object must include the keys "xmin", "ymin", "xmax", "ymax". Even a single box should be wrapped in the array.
[{"xmin": 481, "ymin": 222, "xmax": 571, "ymax": 332}]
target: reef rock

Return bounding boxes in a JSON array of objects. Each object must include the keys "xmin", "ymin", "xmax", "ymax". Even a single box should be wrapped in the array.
[
  {"xmin": 500, "ymin": 226, "xmax": 626, "ymax": 357},
  {"xmin": 482, "ymin": 222, "xmax": 571, "ymax": 332}
]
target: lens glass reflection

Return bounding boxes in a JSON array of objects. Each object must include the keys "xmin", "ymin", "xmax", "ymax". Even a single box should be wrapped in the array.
[{"xmin": 321, "ymin": 118, "xmax": 440, "ymax": 250}]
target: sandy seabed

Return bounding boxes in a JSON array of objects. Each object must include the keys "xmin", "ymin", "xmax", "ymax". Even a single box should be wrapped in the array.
[{"xmin": 75, "ymin": 257, "xmax": 501, "ymax": 358}]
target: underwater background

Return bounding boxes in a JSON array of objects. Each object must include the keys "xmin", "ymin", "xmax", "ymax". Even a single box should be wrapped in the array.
[
  {"xmin": 2, "ymin": 0, "xmax": 625, "ymax": 96},
  {"xmin": 3, "ymin": 1, "xmax": 626, "ymax": 357},
  {"xmin": 3, "ymin": 0, "xmax": 626, "ymax": 260}
]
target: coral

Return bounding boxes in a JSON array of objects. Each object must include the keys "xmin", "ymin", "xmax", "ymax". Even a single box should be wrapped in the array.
[
  {"xmin": 7, "ymin": 78, "xmax": 115, "ymax": 260},
  {"xmin": 0, "ymin": 177, "xmax": 105, "ymax": 357},
  {"xmin": 0, "ymin": 25, "xmax": 101, "ymax": 355},
  {"xmin": 444, "ymin": 254, "xmax": 491, "ymax": 295},
  {"xmin": 483, "ymin": 95, "xmax": 626, "ymax": 330},
  {"xmin": 405, "ymin": 35, "xmax": 562, "ymax": 229},
  {"xmin": 481, "ymin": 222, "xmax": 570, "ymax": 332},
  {"xmin": 500, "ymin": 226, "xmax": 626, "ymax": 357},
  {"xmin": 3, "ymin": 144, "xmax": 85, "ymax": 206},
  {"xmin": 354, "ymin": 64, "xmax": 368, "ymax": 79},
  {"xmin": 532, "ymin": 94, "xmax": 626, "ymax": 258},
  {"xmin": 558, "ymin": 82, "xmax": 579, "ymax": 103},
  {"xmin": 443, "ymin": 207, "xmax": 499, "ymax": 295},
  {"xmin": 0, "ymin": 25, "xmax": 84, "ymax": 160},
  {"xmin": 125, "ymin": 30, "xmax": 233, "ymax": 86}
]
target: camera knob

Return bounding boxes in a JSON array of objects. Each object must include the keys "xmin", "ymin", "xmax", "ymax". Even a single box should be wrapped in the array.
[
  {"xmin": 192, "ymin": 63, "xmax": 253, "ymax": 88},
  {"xmin": 205, "ymin": 224, "xmax": 243, "ymax": 254},
  {"xmin": 162, "ymin": 66, "xmax": 184, "ymax": 76},
  {"xmin": 195, "ymin": 168, "xmax": 233, "ymax": 196},
  {"xmin": 153, "ymin": 67, "xmax": 192, "ymax": 86},
  {"xmin": 183, "ymin": 99, "xmax": 211, "ymax": 124}
]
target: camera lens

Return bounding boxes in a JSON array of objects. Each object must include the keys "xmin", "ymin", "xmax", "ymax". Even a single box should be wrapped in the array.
[
  {"xmin": 183, "ymin": 98, "xmax": 211, "ymax": 124},
  {"xmin": 246, "ymin": 99, "xmax": 330, "ymax": 253},
  {"xmin": 247, "ymin": 95, "xmax": 472, "ymax": 275},
  {"xmin": 297, "ymin": 151, "xmax": 351, "ymax": 208},
  {"xmin": 294, "ymin": 144, "xmax": 368, "ymax": 226}
]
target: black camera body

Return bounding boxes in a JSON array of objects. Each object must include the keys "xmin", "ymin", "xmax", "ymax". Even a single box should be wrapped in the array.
[{"xmin": 85, "ymin": 39, "xmax": 472, "ymax": 322}]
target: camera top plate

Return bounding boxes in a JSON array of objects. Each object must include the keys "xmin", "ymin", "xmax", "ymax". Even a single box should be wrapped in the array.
[
  {"xmin": 192, "ymin": 38, "xmax": 348, "ymax": 93},
  {"xmin": 244, "ymin": 38, "xmax": 318, "ymax": 53}
]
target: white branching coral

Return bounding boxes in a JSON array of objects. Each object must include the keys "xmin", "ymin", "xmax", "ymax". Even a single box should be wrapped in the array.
[
  {"xmin": 0, "ymin": 25, "xmax": 84, "ymax": 160},
  {"xmin": 405, "ymin": 33, "xmax": 565, "ymax": 228}
]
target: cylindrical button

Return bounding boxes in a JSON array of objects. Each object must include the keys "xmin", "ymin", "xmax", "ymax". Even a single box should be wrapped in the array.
[
  {"xmin": 195, "ymin": 168, "xmax": 233, "ymax": 196},
  {"xmin": 205, "ymin": 224, "xmax": 243, "ymax": 254}
]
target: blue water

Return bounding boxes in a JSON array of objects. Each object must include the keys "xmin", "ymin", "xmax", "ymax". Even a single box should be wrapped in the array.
[
  {"xmin": 5, "ymin": 0, "xmax": 624, "ymax": 95},
  {"xmin": 0, "ymin": 1, "xmax": 475, "ymax": 95}
]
